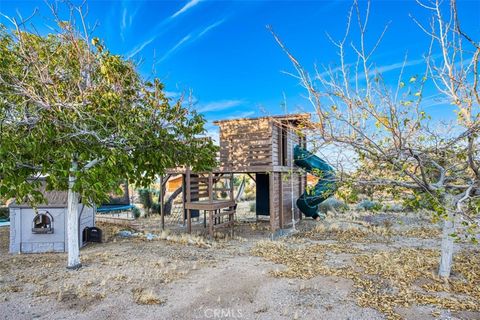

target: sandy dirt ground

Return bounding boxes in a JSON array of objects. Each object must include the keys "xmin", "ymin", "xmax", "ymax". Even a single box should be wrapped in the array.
[{"xmin": 0, "ymin": 210, "xmax": 479, "ymax": 320}]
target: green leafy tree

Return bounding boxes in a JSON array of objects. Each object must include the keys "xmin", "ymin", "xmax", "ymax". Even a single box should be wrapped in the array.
[{"xmin": 0, "ymin": 4, "xmax": 216, "ymax": 268}]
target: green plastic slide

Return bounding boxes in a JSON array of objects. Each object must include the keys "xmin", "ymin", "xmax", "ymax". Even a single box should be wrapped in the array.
[{"xmin": 294, "ymin": 145, "xmax": 337, "ymax": 219}]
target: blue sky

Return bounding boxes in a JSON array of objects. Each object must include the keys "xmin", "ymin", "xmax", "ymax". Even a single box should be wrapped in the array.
[{"xmin": 1, "ymin": 0, "xmax": 479, "ymax": 138}]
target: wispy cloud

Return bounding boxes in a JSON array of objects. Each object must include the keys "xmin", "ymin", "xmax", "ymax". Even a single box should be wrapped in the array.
[
  {"xmin": 164, "ymin": 91, "xmax": 181, "ymax": 99},
  {"xmin": 198, "ymin": 18, "xmax": 226, "ymax": 38},
  {"xmin": 127, "ymin": 37, "xmax": 155, "ymax": 59},
  {"xmin": 226, "ymin": 111, "xmax": 255, "ymax": 119},
  {"xmin": 171, "ymin": 0, "xmax": 203, "ymax": 19},
  {"xmin": 158, "ymin": 34, "xmax": 192, "ymax": 63},
  {"xmin": 422, "ymin": 94, "xmax": 448, "ymax": 108},
  {"xmin": 197, "ymin": 99, "xmax": 245, "ymax": 113},
  {"xmin": 316, "ymin": 57, "xmax": 428, "ymax": 82},
  {"xmin": 126, "ymin": 1, "xmax": 222, "ymax": 59},
  {"xmin": 345, "ymin": 57, "xmax": 428, "ymax": 82},
  {"xmin": 120, "ymin": 8, "xmax": 127, "ymax": 41},
  {"xmin": 121, "ymin": 8, "xmax": 127, "ymax": 29},
  {"xmin": 156, "ymin": 18, "xmax": 227, "ymax": 63},
  {"xmin": 120, "ymin": 2, "xmax": 140, "ymax": 42},
  {"xmin": 372, "ymin": 57, "xmax": 425, "ymax": 74}
]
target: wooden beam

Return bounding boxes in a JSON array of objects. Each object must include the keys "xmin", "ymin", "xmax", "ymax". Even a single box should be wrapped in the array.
[
  {"xmin": 182, "ymin": 174, "xmax": 185, "ymax": 226},
  {"xmin": 279, "ymin": 172, "xmax": 283, "ymax": 229},
  {"xmin": 269, "ymin": 172, "xmax": 275, "ymax": 231},
  {"xmin": 186, "ymin": 168, "xmax": 191, "ymax": 233},
  {"xmin": 209, "ymin": 210, "xmax": 214, "ymax": 238},
  {"xmin": 208, "ymin": 172, "xmax": 213, "ymax": 202},
  {"xmin": 161, "ymin": 174, "xmax": 172, "ymax": 187},
  {"xmin": 229, "ymin": 173, "xmax": 234, "ymax": 201},
  {"xmin": 299, "ymin": 173, "xmax": 304, "ymax": 220},
  {"xmin": 160, "ymin": 175, "xmax": 165, "ymax": 230}
]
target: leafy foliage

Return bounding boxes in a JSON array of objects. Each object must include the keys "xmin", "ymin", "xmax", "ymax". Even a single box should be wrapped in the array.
[
  {"xmin": 132, "ymin": 206, "xmax": 141, "ymax": 219},
  {"xmin": 0, "ymin": 20, "xmax": 217, "ymax": 206}
]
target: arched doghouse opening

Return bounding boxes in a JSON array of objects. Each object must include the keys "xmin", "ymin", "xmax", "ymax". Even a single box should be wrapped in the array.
[
  {"xmin": 32, "ymin": 212, "xmax": 54, "ymax": 234},
  {"xmin": 82, "ymin": 227, "xmax": 89, "ymax": 244}
]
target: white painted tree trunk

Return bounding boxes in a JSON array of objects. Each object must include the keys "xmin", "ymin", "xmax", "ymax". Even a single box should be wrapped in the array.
[
  {"xmin": 438, "ymin": 196, "xmax": 456, "ymax": 278},
  {"xmin": 67, "ymin": 159, "xmax": 81, "ymax": 269}
]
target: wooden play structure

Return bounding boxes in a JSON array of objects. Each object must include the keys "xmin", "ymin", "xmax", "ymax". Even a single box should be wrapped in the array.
[{"xmin": 160, "ymin": 114, "xmax": 310, "ymax": 237}]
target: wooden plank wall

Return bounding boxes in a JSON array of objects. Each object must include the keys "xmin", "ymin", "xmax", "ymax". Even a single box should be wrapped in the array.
[
  {"xmin": 218, "ymin": 119, "xmax": 273, "ymax": 168},
  {"xmin": 272, "ymin": 125, "xmax": 280, "ymax": 166},
  {"xmin": 218, "ymin": 119, "xmax": 303, "ymax": 169},
  {"xmin": 272, "ymin": 123, "xmax": 302, "ymax": 167},
  {"xmin": 270, "ymin": 171, "xmax": 302, "ymax": 229},
  {"xmin": 269, "ymin": 172, "xmax": 281, "ymax": 230},
  {"xmin": 281, "ymin": 172, "xmax": 302, "ymax": 226}
]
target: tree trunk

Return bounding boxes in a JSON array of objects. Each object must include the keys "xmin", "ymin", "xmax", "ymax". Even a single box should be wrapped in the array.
[
  {"xmin": 438, "ymin": 195, "xmax": 456, "ymax": 278},
  {"xmin": 67, "ymin": 159, "xmax": 81, "ymax": 269}
]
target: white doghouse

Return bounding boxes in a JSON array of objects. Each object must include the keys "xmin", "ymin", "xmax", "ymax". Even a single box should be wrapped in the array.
[{"xmin": 9, "ymin": 185, "xmax": 95, "ymax": 253}]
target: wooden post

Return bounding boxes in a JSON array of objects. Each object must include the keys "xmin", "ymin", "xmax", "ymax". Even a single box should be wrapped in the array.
[
  {"xmin": 181, "ymin": 174, "xmax": 185, "ymax": 226},
  {"xmin": 279, "ymin": 172, "xmax": 283, "ymax": 229},
  {"xmin": 186, "ymin": 168, "xmax": 191, "ymax": 233},
  {"xmin": 278, "ymin": 125, "xmax": 283, "ymax": 166},
  {"xmin": 299, "ymin": 173, "xmax": 303, "ymax": 221},
  {"xmin": 229, "ymin": 173, "xmax": 234, "ymax": 201},
  {"xmin": 208, "ymin": 172, "xmax": 213, "ymax": 202},
  {"xmin": 269, "ymin": 172, "xmax": 275, "ymax": 231},
  {"xmin": 160, "ymin": 175, "xmax": 165, "ymax": 230},
  {"xmin": 208, "ymin": 210, "xmax": 214, "ymax": 238}
]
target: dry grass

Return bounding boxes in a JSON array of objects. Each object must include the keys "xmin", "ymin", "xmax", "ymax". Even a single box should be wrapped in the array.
[
  {"xmin": 401, "ymin": 227, "xmax": 441, "ymax": 239},
  {"xmin": 95, "ymin": 222, "xmax": 214, "ymax": 249},
  {"xmin": 0, "ymin": 214, "xmax": 477, "ymax": 319},
  {"xmin": 0, "ymin": 285, "xmax": 22, "ymax": 293},
  {"xmin": 301, "ymin": 222, "xmax": 394, "ymax": 242},
  {"xmin": 252, "ymin": 239, "xmax": 480, "ymax": 320},
  {"xmin": 95, "ymin": 221, "xmax": 138, "ymax": 242},
  {"xmin": 0, "ymin": 225, "xmax": 216, "ymax": 314},
  {"xmin": 354, "ymin": 249, "xmax": 480, "ymax": 319},
  {"xmin": 132, "ymin": 288, "xmax": 165, "ymax": 305},
  {"xmin": 251, "ymin": 240, "xmax": 359, "ymax": 279},
  {"xmin": 155, "ymin": 229, "xmax": 212, "ymax": 248},
  {"xmin": 54, "ymin": 283, "xmax": 106, "ymax": 311}
]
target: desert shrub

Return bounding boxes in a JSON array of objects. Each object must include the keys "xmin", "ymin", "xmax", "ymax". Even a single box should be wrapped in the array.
[
  {"xmin": 151, "ymin": 203, "xmax": 160, "ymax": 214},
  {"xmin": 138, "ymin": 189, "xmax": 153, "ymax": 212},
  {"xmin": 132, "ymin": 206, "xmax": 141, "ymax": 219},
  {"xmin": 383, "ymin": 203, "xmax": 404, "ymax": 212},
  {"xmin": 0, "ymin": 207, "xmax": 9, "ymax": 219},
  {"xmin": 318, "ymin": 198, "xmax": 349, "ymax": 213},
  {"xmin": 356, "ymin": 199, "xmax": 382, "ymax": 211}
]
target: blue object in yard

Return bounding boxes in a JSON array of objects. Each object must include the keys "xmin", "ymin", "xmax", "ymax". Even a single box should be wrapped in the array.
[
  {"xmin": 97, "ymin": 204, "xmax": 135, "ymax": 213},
  {"xmin": 294, "ymin": 145, "xmax": 337, "ymax": 220}
]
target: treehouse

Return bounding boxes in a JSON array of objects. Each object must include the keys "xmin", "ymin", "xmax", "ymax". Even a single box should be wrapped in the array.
[{"xmin": 163, "ymin": 113, "xmax": 309, "ymax": 235}]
